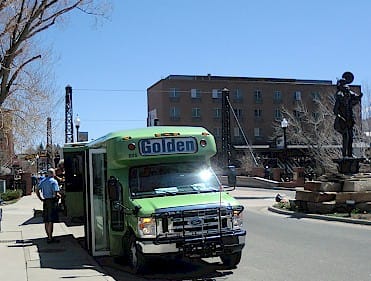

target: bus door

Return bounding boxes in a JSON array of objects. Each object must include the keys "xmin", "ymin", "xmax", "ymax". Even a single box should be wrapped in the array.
[{"xmin": 88, "ymin": 148, "xmax": 110, "ymax": 256}]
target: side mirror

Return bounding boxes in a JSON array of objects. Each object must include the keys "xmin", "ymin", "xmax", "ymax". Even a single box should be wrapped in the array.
[
  {"xmin": 107, "ymin": 176, "xmax": 121, "ymax": 201},
  {"xmin": 227, "ymin": 165, "xmax": 237, "ymax": 189}
]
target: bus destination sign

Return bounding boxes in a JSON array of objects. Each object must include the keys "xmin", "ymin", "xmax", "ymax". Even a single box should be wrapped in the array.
[{"xmin": 139, "ymin": 137, "xmax": 198, "ymax": 156}]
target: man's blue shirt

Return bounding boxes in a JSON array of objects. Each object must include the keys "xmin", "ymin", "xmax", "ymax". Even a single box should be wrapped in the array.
[{"xmin": 37, "ymin": 177, "xmax": 60, "ymax": 199}]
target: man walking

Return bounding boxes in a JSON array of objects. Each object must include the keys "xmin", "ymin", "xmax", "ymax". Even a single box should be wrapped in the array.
[{"xmin": 36, "ymin": 168, "xmax": 61, "ymax": 243}]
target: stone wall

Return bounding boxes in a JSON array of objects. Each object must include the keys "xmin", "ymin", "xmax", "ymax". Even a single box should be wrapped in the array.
[{"xmin": 293, "ymin": 173, "xmax": 371, "ymax": 214}]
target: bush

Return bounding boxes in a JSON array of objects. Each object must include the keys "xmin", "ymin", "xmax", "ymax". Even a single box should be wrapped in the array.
[
  {"xmin": 274, "ymin": 201, "xmax": 291, "ymax": 210},
  {"xmin": 0, "ymin": 189, "xmax": 23, "ymax": 201}
]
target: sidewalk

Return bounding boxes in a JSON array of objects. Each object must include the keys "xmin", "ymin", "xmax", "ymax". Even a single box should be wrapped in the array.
[
  {"xmin": 1, "ymin": 188, "xmax": 368, "ymax": 281},
  {"xmin": 0, "ymin": 193, "xmax": 115, "ymax": 281}
]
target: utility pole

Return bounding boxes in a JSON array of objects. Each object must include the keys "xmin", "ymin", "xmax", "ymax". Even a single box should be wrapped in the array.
[
  {"xmin": 46, "ymin": 117, "xmax": 53, "ymax": 168},
  {"xmin": 221, "ymin": 88, "xmax": 232, "ymax": 167},
  {"xmin": 65, "ymin": 85, "xmax": 74, "ymax": 143}
]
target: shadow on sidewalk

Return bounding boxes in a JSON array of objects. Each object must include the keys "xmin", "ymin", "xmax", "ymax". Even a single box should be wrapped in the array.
[
  {"xmin": 20, "ymin": 210, "xmax": 85, "ymax": 227},
  {"xmin": 8, "ymin": 233, "xmax": 112, "ymax": 281},
  {"xmin": 99, "ymin": 255, "xmax": 235, "ymax": 281},
  {"xmin": 21, "ymin": 214, "xmax": 44, "ymax": 226},
  {"xmin": 17, "ymin": 211, "xmax": 238, "ymax": 280}
]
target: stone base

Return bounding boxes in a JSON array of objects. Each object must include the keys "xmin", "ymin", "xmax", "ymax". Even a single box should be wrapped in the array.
[
  {"xmin": 333, "ymin": 158, "xmax": 365, "ymax": 174},
  {"xmin": 355, "ymin": 202, "xmax": 371, "ymax": 212},
  {"xmin": 295, "ymin": 190, "xmax": 336, "ymax": 203},
  {"xmin": 343, "ymin": 179, "xmax": 371, "ymax": 192},
  {"xmin": 304, "ymin": 181, "xmax": 342, "ymax": 192},
  {"xmin": 307, "ymin": 201, "xmax": 336, "ymax": 214},
  {"xmin": 293, "ymin": 199, "xmax": 371, "ymax": 214},
  {"xmin": 294, "ymin": 175, "xmax": 371, "ymax": 214},
  {"xmin": 336, "ymin": 191, "xmax": 371, "ymax": 203}
]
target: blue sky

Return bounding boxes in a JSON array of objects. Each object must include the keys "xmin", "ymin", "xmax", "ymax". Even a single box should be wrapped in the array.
[{"xmin": 45, "ymin": 0, "xmax": 371, "ymax": 144}]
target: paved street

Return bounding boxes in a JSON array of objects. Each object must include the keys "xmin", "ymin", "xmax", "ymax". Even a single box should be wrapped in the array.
[
  {"xmin": 97, "ymin": 187, "xmax": 371, "ymax": 281},
  {"xmin": 237, "ymin": 194, "xmax": 371, "ymax": 281},
  {"xmin": 0, "ymin": 187, "xmax": 370, "ymax": 281}
]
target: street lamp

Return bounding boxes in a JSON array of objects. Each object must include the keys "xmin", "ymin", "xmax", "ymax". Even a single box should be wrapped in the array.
[
  {"xmin": 35, "ymin": 154, "xmax": 39, "ymax": 174},
  {"xmin": 281, "ymin": 118, "xmax": 288, "ymax": 180},
  {"xmin": 75, "ymin": 115, "xmax": 81, "ymax": 142},
  {"xmin": 221, "ymin": 88, "xmax": 231, "ymax": 167}
]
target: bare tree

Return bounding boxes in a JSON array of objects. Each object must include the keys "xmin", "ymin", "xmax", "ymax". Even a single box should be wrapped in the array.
[
  {"xmin": 0, "ymin": 0, "xmax": 110, "ymax": 106},
  {"xmin": 273, "ymin": 92, "xmax": 363, "ymax": 175},
  {"xmin": 0, "ymin": 0, "xmax": 111, "ymax": 166},
  {"xmin": 362, "ymin": 82, "xmax": 371, "ymax": 129}
]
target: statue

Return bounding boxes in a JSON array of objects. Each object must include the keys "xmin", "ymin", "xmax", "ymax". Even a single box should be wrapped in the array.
[{"xmin": 333, "ymin": 72, "xmax": 362, "ymax": 158}]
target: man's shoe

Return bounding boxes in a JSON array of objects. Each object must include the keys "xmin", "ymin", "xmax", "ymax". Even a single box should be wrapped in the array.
[{"xmin": 51, "ymin": 238, "xmax": 60, "ymax": 243}]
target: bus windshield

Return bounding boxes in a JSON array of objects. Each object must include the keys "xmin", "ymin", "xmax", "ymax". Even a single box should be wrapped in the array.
[{"xmin": 129, "ymin": 162, "xmax": 221, "ymax": 198}]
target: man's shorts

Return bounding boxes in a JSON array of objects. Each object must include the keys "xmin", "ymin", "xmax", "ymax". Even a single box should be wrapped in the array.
[{"xmin": 43, "ymin": 198, "xmax": 59, "ymax": 223}]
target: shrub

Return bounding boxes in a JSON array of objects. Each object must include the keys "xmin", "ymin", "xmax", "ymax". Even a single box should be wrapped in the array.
[
  {"xmin": 0, "ymin": 189, "xmax": 23, "ymax": 201},
  {"xmin": 275, "ymin": 201, "xmax": 291, "ymax": 210}
]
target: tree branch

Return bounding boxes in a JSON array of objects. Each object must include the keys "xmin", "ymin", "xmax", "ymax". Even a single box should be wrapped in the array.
[
  {"xmin": 1, "ymin": 54, "xmax": 41, "ymax": 105},
  {"xmin": 28, "ymin": 1, "xmax": 83, "ymax": 38}
]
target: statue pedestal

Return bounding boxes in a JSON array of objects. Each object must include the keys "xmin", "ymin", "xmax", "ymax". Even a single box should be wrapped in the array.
[{"xmin": 333, "ymin": 158, "xmax": 365, "ymax": 174}]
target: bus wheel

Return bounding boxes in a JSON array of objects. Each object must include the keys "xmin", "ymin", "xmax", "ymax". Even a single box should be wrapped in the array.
[
  {"xmin": 220, "ymin": 252, "xmax": 242, "ymax": 269},
  {"xmin": 128, "ymin": 235, "xmax": 146, "ymax": 274}
]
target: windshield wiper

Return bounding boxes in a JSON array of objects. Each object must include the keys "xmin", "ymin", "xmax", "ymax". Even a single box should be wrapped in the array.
[{"xmin": 155, "ymin": 190, "xmax": 178, "ymax": 196}]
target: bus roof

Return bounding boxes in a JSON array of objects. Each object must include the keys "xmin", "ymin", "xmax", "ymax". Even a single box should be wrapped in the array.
[{"xmin": 87, "ymin": 126, "xmax": 213, "ymax": 148}]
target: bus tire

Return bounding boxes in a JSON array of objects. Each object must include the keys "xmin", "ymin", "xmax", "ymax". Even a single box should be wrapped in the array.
[
  {"xmin": 220, "ymin": 251, "xmax": 242, "ymax": 268},
  {"xmin": 127, "ymin": 234, "xmax": 146, "ymax": 274},
  {"xmin": 121, "ymin": 232, "xmax": 131, "ymax": 265}
]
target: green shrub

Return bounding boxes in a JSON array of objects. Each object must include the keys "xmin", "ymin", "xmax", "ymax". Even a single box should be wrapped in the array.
[
  {"xmin": 0, "ymin": 189, "xmax": 23, "ymax": 201},
  {"xmin": 275, "ymin": 201, "xmax": 291, "ymax": 210},
  {"xmin": 351, "ymin": 208, "xmax": 361, "ymax": 214}
]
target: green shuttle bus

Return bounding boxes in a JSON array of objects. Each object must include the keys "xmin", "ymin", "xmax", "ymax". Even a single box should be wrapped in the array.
[{"xmin": 63, "ymin": 126, "xmax": 246, "ymax": 273}]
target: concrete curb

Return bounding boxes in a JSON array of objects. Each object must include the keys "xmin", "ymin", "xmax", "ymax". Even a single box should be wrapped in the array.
[
  {"xmin": 268, "ymin": 206, "xmax": 371, "ymax": 226},
  {"xmin": 220, "ymin": 175, "xmax": 297, "ymax": 191},
  {"xmin": 239, "ymin": 185, "xmax": 297, "ymax": 192}
]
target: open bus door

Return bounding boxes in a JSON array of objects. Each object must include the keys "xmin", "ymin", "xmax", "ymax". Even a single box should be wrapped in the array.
[
  {"xmin": 86, "ymin": 148, "xmax": 110, "ymax": 256},
  {"xmin": 64, "ymin": 147, "xmax": 86, "ymax": 219}
]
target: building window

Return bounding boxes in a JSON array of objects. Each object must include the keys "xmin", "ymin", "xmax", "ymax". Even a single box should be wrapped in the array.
[
  {"xmin": 233, "ymin": 127, "xmax": 243, "ymax": 143},
  {"xmin": 312, "ymin": 111, "xmax": 320, "ymax": 121},
  {"xmin": 274, "ymin": 108, "xmax": 282, "ymax": 120},
  {"xmin": 254, "ymin": 108, "xmax": 262, "ymax": 118},
  {"xmin": 233, "ymin": 127, "xmax": 240, "ymax": 137},
  {"xmin": 170, "ymin": 107, "xmax": 180, "ymax": 120},
  {"xmin": 254, "ymin": 127, "xmax": 261, "ymax": 137},
  {"xmin": 192, "ymin": 108, "xmax": 201, "ymax": 118},
  {"xmin": 294, "ymin": 91, "xmax": 302, "ymax": 101},
  {"xmin": 234, "ymin": 88, "xmax": 243, "ymax": 101},
  {"xmin": 213, "ymin": 127, "xmax": 221, "ymax": 138},
  {"xmin": 311, "ymin": 91, "xmax": 321, "ymax": 102},
  {"xmin": 254, "ymin": 89, "xmax": 262, "ymax": 103},
  {"xmin": 191, "ymin": 88, "xmax": 201, "ymax": 99},
  {"xmin": 234, "ymin": 108, "xmax": 243, "ymax": 120},
  {"xmin": 293, "ymin": 109, "xmax": 301, "ymax": 119},
  {"xmin": 274, "ymin": 90, "xmax": 282, "ymax": 103},
  {"xmin": 169, "ymin": 88, "xmax": 179, "ymax": 98},
  {"xmin": 213, "ymin": 108, "xmax": 222, "ymax": 118},
  {"xmin": 212, "ymin": 89, "xmax": 222, "ymax": 99}
]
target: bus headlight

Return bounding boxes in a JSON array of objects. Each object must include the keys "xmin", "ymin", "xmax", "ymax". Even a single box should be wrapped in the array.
[
  {"xmin": 232, "ymin": 209, "xmax": 243, "ymax": 230},
  {"xmin": 138, "ymin": 217, "xmax": 156, "ymax": 237}
]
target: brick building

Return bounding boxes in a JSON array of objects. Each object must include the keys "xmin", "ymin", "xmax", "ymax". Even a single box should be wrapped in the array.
[{"xmin": 147, "ymin": 74, "xmax": 362, "ymax": 167}]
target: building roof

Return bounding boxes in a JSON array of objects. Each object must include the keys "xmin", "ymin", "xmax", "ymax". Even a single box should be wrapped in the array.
[{"xmin": 147, "ymin": 74, "xmax": 334, "ymax": 90}]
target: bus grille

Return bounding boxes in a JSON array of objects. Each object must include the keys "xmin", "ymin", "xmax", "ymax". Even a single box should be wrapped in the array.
[{"xmin": 157, "ymin": 207, "xmax": 233, "ymax": 239}]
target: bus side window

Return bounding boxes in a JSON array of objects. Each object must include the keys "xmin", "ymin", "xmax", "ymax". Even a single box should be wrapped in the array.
[
  {"xmin": 129, "ymin": 168, "xmax": 138, "ymax": 190},
  {"xmin": 107, "ymin": 176, "xmax": 121, "ymax": 201},
  {"xmin": 107, "ymin": 176, "xmax": 124, "ymax": 231}
]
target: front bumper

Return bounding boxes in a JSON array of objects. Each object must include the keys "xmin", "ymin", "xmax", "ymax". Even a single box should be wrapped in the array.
[{"xmin": 137, "ymin": 229, "xmax": 246, "ymax": 257}]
